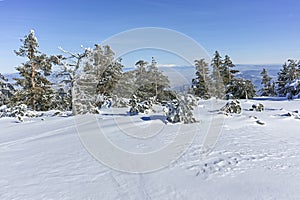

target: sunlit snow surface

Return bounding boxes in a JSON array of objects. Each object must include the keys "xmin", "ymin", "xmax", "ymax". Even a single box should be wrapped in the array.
[{"xmin": 1, "ymin": 98, "xmax": 300, "ymax": 199}]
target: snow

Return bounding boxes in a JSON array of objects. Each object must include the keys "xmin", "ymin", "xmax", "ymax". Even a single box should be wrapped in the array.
[{"xmin": 1, "ymin": 99, "xmax": 300, "ymax": 199}]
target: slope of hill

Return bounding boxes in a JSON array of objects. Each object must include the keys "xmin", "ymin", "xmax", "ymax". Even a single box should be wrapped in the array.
[{"xmin": 0, "ymin": 98, "xmax": 300, "ymax": 199}]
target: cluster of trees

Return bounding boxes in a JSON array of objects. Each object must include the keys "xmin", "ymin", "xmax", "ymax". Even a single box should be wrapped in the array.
[
  {"xmin": 191, "ymin": 51, "xmax": 300, "ymax": 100},
  {"xmin": 259, "ymin": 60, "xmax": 300, "ymax": 99},
  {"xmin": 1, "ymin": 30, "xmax": 300, "ymax": 119},
  {"xmin": 0, "ymin": 30, "xmax": 173, "ymax": 115},
  {"xmin": 191, "ymin": 51, "xmax": 256, "ymax": 99},
  {"xmin": 115, "ymin": 57, "xmax": 171, "ymax": 102}
]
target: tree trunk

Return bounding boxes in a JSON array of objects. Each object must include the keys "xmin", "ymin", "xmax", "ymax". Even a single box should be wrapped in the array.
[
  {"xmin": 71, "ymin": 80, "xmax": 77, "ymax": 115},
  {"xmin": 31, "ymin": 59, "xmax": 36, "ymax": 110}
]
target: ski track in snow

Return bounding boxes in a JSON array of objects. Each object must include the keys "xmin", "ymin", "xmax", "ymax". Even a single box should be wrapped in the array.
[{"xmin": 1, "ymin": 99, "xmax": 300, "ymax": 199}]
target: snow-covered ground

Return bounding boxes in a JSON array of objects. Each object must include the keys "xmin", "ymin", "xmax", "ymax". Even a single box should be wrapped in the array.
[{"xmin": 1, "ymin": 99, "xmax": 300, "ymax": 199}]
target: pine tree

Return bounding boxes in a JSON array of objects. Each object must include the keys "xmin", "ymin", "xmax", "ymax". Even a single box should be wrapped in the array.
[
  {"xmin": 286, "ymin": 60, "xmax": 300, "ymax": 81},
  {"xmin": 277, "ymin": 60, "xmax": 300, "ymax": 97},
  {"xmin": 221, "ymin": 55, "xmax": 242, "ymax": 98},
  {"xmin": 128, "ymin": 94, "xmax": 153, "ymax": 115},
  {"xmin": 73, "ymin": 53, "xmax": 99, "ymax": 114},
  {"xmin": 95, "ymin": 45, "xmax": 123, "ymax": 97},
  {"xmin": 12, "ymin": 30, "xmax": 60, "ymax": 111},
  {"xmin": 210, "ymin": 51, "xmax": 225, "ymax": 98},
  {"xmin": 134, "ymin": 59, "xmax": 148, "ymax": 96},
  {"xmin": 222, "ymin": 55, "xmax": 239, "ymax": 86},
  {"xmin": 227, "ymin": 78, "xmax": 256, "ymax": 99},
  {"xmin": 58, "ymin": 46, "xmax": 90, "ymax": 114},
  {"xmin": 147, "ymin": 57, "xmax": 160, "ymax": 101},
  {"xmin": 113, "ymin": 70, "xmax": 135, "ymax": 98},
  {"xmin": 164, "ymin": 94, "xmax": 196, "ymax": 124},
  {"xmin": 0, "ymin": 73, "xmax": 15, "ymax": 106},
  {"xmin": 259, "ymin": 68, "xmax": 276, "ymax": 96},
  {"xmin": 133, "ymin": 58, "xmax": 170, "ymax": 102},
  {"xmin": 58, "ymin": 45, "xmax": 123, "ymax": 113},
  {"xmin": 52, "ymin": 87, "xmax": 71, "ymax": 111},
  {"xmin": 192, "ymin": 59, "xmax": 211, "ymax": 99},
  {"xmin": 147, "ymin": 57, "xmax": 170, "ymax": 102}
]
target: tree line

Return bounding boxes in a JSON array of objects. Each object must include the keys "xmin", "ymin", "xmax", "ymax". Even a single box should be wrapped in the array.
[{"xmin": 1, "ymin": 30, "xmax": 300, "ymax": 115}]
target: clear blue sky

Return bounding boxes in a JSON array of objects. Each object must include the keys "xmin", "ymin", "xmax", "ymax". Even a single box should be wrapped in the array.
[{"xmin": 0, "ymin": 0, "xmax": 300, "ymax": 73}]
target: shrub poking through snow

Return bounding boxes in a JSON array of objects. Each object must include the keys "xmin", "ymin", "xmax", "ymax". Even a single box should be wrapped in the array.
[
  {"xmin": 250, "ymin": 103, "xmax": 264, "ymax": 112},
  {"xmin": 220, "ymin": 100, "xmax": 242, "ymax": 114},
  {"xmin": 164, "ymin": 99, "xmax": 180, "ymax": 123},
  {"xmin": 111, "ymin": 96, "xmax": 128, "ymax": 108},
  {"xmin": 164, "ymin": 94, "xmax": 196, "ymax": 124},
  {"xmin": 96, "ymin": 94, "xmax": 112, "ymax": 109},
  {"xmin": 0, "ymin": 104, "xmax": 40, "ymax": 122},
  {"xmin": 129, "ymin": 95, "xmax": 153, "ymax": 115}
]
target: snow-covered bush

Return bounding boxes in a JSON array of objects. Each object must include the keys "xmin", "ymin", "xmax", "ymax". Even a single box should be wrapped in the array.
[
  {"xmin": 0, "ymin": 105, "xmax": 8, "ymax": 118},
  {"xmin": 0, "ymin": 104, "xmax": 40, "ymax": 122},
  {"xmin": 74, "ymin": 101, "xmax": 99, "ymax": 115},
  {"xmin": 164, "ymin": 99, "xmax": 180, "ymax": 123},
  {"xmin": 96, "ymin": 94, "xmax": 112, "ymax": 109},
  {"xmin": 129, "ymin": 95, "xmax": 153, "ymax": 115},
  {"xmin": 220, "ymin": 100, "xmax": 242, "ymax": 114},
  {"xmin": 250, "ymin": 103, "xmax": 264, "ymax": 112},
  {"xmin": 111, "ymin": 96, "xmax": 128, "ymax": 108},
  {"xmin": 226, "ymin": 79, "xmax": 256, "ymax": 99},
  {"xmin": 164, "ymin": 94, "xmax": 196, "ymax": 124}
]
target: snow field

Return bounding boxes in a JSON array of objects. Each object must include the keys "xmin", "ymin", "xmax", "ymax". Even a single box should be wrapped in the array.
[{"xmin": 0, "ymin": 99, "xmax": 300, "ymax": 199}]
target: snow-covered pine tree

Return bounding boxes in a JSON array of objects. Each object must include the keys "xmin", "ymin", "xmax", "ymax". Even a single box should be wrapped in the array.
[
  {"xmin": 227, "ymin": 78, "xmax": 256, "ymax": 99},
  {"xmin": 192, "ymin": 59, "xmax": 211, "ymax": 99},
  {"xmin": 164, "ymin": 94, "xmax": 196, "ymax": 124},
  {"xmin": 128, "ymin": 95, "xmax": 153, "ymax": 115},
  {"xmin": 259, "ymin": 68, "xmax": 276, "ymax": 96},
  {"xmin": 277, "ymin": 62, "xmax": 289, "ymax": 96},
  {"xmin": 146, "ymin": 57, "xmax": 170, "ymax": 102},
  {"xmin": 113, "ymin": 70, "xmax": 135, "ymax": 99},
  {"xmin": 277, "ymin": 60, "xmax": 300, "ymax": 97},
  {"xmin": 222, "ymin": 55, "xmax": 239, "ymax": 86},
  {"xmin": 210, "ymin": 51, "xmax": 225, "ymax": 99},
  {"xmin": 0, "ymin": 73, "xmax": 15, "ymax": 106},
  {"xmin": 52, "ymin": 87, "xmax": 71, "ymax": 111},
  {"xmin": 134, "ymin": 60, "xmax": 149, "ymax": 100},
  {"xmin": 73, "ymin": 49, "xmax": 99, "ymax": 114},
  {"xmin": 12, "ymin": 30, "xmax": 60, "ymax": 111},
  {"xmin": 58, "ymin": 45, "xmax": 123, "ymax": 113},
  {"xmin": 210, "ymin": 52, "xmax": 256, "ymax": 100},
  {"xmin": 128, "ymin": 95, "xmax": 139, "ymax": 115},
  {"xmin": 222, "ymin": 55, "xmax": 241, "ymax": 98},
  {"xmin": 57, "ymin": 46, "xmax": 91, "ymax": 114},
  {"xmin": 133, "ymin": 58, "xmax": 170, "ymax": 102},
  {"xmin": 147, "ymin": 57, "xmax": 160, "ymax": 102},
  {"xmin": 95, "ymin": 45, "xmax": 123, "ymax": 98}
]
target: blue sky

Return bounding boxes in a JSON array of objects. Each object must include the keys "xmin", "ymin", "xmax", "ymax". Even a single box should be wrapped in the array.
[{"xmin": 0, "ymin": 0, "xmax": 300, "ymax": 73}]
